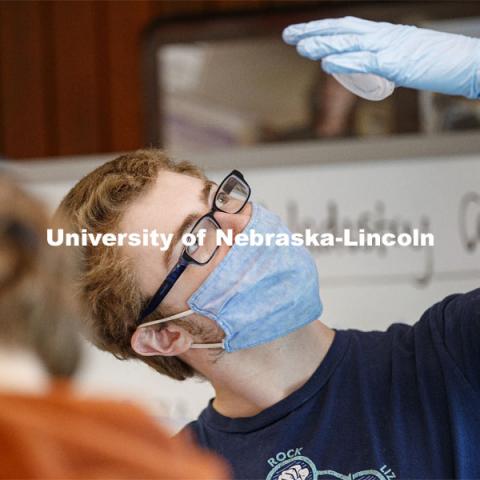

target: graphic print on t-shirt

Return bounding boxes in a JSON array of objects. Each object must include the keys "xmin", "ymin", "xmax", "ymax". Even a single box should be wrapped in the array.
[{"xmin": 265, "ymin": 448, "xmax": 396, "ymax": 480}]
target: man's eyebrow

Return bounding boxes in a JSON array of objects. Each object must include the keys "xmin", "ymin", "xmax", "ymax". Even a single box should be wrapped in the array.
[
  {"xmin": 201, "ymin": 180, "xmax": 216, "ymax": 206},
  {"xmin": 163, "ymin": 180, "xmax": 216, "ymax": 269}
]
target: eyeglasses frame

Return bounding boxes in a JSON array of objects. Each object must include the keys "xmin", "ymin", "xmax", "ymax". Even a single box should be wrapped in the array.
[{"xmin": 138, "ymin": 169, "xmax": 250, "ymax": 323}]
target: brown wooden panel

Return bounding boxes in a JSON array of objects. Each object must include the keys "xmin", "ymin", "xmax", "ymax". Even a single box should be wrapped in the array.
[
  {"xmin": 104, "ymin": 1, "xmax": 154, "ymax": 151},
  {"xmin": 50, "ymin": 1, "xmax": 101, "ymax": 155},
  {"xmin": 92, "ymin": 1, "xmax": 111, "ymax": 153},
  {"xmin": 150, "ymin": 1, "xmax": 210, "ymax": 17},
  {"xmin": 205, "ymin": 0, "xmax": 265, "ymax": 13},
  {"xmin": 0, "ymin": 1, "xmax": 49, "ymax": 159}
]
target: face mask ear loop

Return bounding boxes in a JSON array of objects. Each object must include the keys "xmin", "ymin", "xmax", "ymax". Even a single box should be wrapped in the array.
[
  {"xmin": 137, "ymin": 309, "xmax": 194, "ymax": 329},
  {"xmin": 190, "ymin": 340, "xmax": 225, "ymax": 350},
  {"xmin": 137, "ymin": 311, "xmax": 225, "ymax": 349}
]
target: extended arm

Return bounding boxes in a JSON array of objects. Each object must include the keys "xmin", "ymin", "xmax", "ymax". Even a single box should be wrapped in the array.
[{"xmin": 283, "ymin": 16, "xmax": 480, "ymax": 99}]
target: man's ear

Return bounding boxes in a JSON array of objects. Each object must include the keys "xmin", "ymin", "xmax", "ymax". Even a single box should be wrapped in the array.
[{"xmin": 131, "ymin": 324, "xmax": 194, "ymax": 357}]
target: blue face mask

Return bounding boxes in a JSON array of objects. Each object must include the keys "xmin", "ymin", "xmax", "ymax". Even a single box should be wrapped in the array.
[{"xmin": 139, "ymin": 203, "xmax": 323, "ymax": 352}]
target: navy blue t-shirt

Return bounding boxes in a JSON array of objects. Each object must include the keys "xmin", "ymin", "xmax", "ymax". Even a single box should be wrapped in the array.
[{"xmin": 183, "ymin": 290, "xmax": 480, "ymax": 480}]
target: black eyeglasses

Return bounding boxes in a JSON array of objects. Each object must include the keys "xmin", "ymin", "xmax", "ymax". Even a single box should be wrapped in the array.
[{"xmin": 138, "ymin": 170, "xmax": 251, "ymax": 324}]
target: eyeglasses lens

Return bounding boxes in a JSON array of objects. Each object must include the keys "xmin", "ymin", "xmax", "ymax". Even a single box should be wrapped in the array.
[
  {"xmin": 186, "ymin": 174, "xmax": 249, "ymax": 264},
  {"xmin": 215, "ymin": 175, "xmax": 249, "ymax": 214},
  {"xmin": 186, "ymin": 216, "xmax": 219, "ymax": 264}
]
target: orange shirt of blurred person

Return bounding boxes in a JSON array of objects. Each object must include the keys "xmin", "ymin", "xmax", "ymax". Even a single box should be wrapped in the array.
[{"xmin": 0, "ymin": 381, "xmax": 228, "ymax": 479}]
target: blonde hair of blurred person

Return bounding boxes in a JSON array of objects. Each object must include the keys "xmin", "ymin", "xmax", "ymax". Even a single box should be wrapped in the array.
[
  {"xmin": 0, "ymin": 176, "xmax": 81, "ymax": 386},
  {"xmin": 0, "ymin": 176, "xmax": 227, "ymax": 480}
]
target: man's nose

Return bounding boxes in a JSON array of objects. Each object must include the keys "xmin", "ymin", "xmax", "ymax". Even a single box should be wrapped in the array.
[{"xmin": 213, "ymin": 202, "xmax": 252, "ymax": 235}]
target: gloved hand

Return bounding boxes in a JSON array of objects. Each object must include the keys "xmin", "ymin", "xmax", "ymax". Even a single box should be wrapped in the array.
[{"xmin": 283, "ymin": 16, "xmax": 480, "ymax": 99}]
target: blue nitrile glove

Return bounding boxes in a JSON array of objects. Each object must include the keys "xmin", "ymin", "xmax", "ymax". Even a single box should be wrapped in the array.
[{"xmin": 283, "ymin": 16, "xmax": 480, "ymax": 99}]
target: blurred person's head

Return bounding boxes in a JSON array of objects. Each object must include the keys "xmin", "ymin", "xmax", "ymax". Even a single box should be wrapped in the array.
[{"xmin": 0, "ymin": 177, "xmax": 82, "ymax": 379}]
